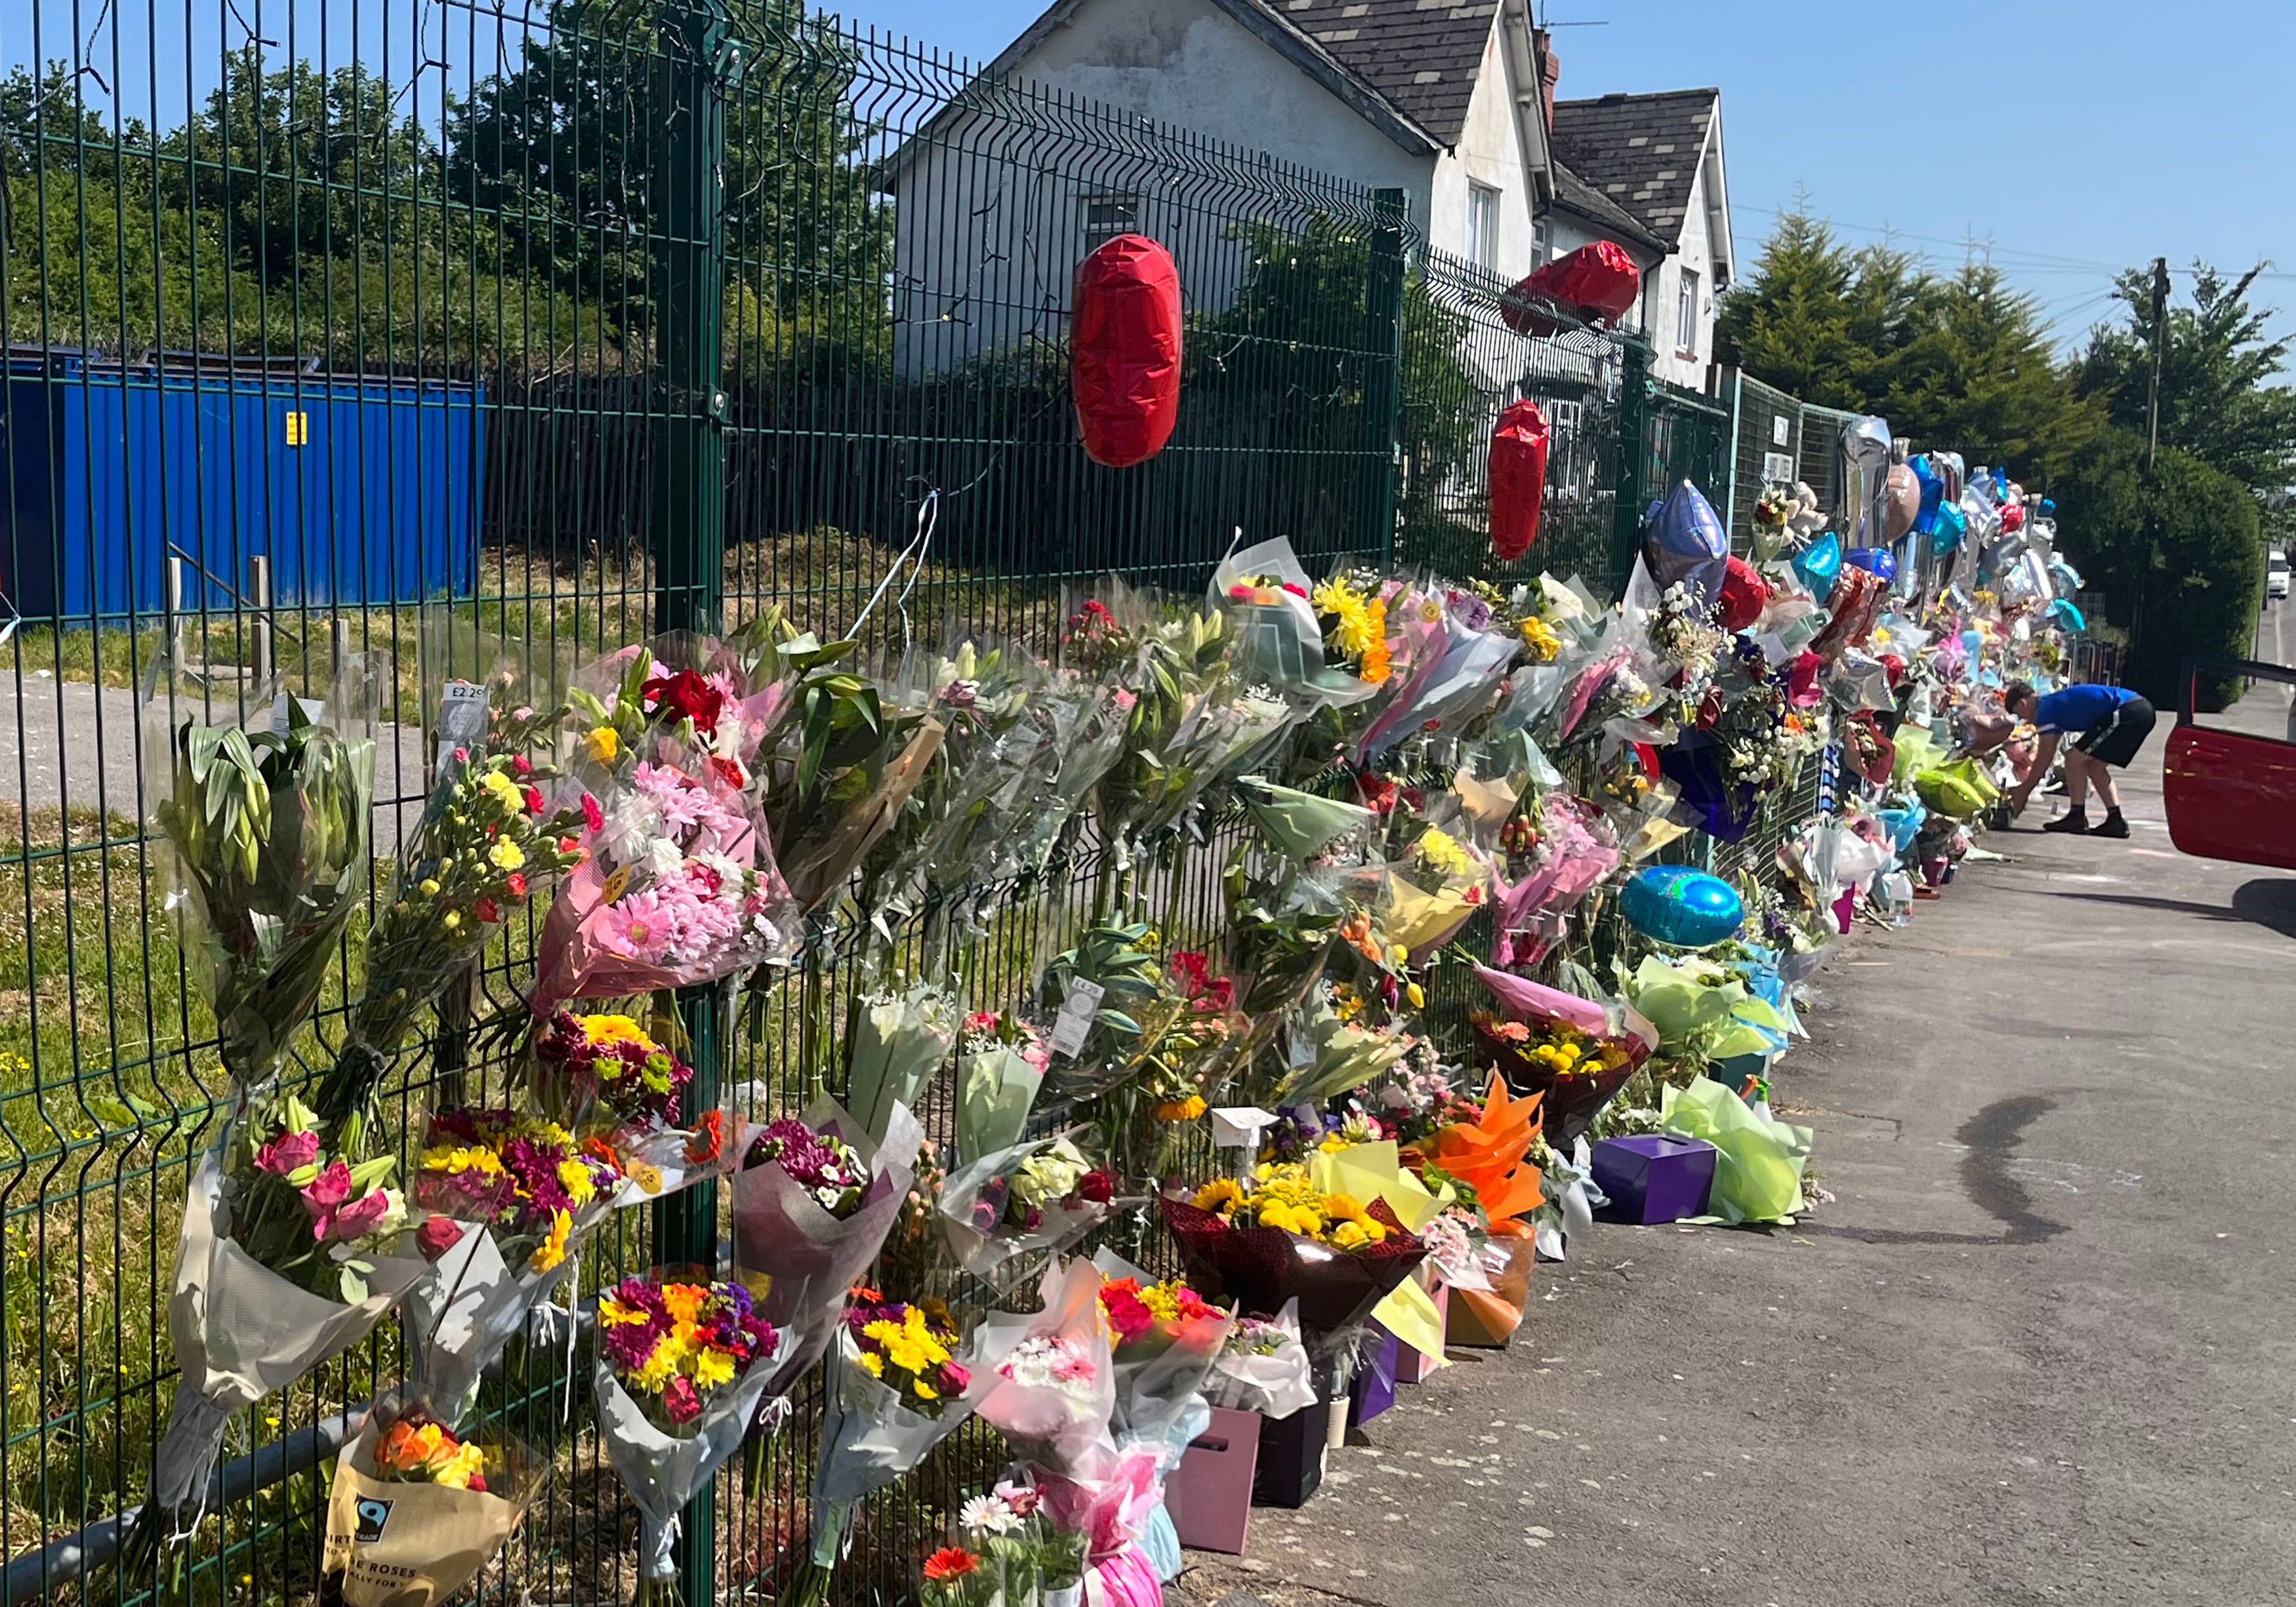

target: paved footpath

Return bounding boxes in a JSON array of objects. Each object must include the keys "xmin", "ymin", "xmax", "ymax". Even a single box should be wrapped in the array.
[{"xmin": 1177, "ymin": 693, "xmax": 2296, "ymax": 1607}]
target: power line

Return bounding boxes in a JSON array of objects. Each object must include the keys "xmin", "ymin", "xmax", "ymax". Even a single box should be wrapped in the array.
[{"xmin": 1728, "ymin": 201, "xmax": 2296, "ymax": 282}]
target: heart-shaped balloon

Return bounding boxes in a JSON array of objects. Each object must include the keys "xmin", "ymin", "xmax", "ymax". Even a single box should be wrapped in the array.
[
  {"xmin": 1910, "ymin": 455, "xmax": 1945, "ymax": 534},
  {"xmin": 2047, "ymin": 599, "xmax": 2087, "ymax": 633},
  {"xmin": 1929, "ymin": 500, "xmax": 1969, "ymax": 556},
  {"xmin": 1641, "ymin": 480, "xmax": 1729, "ymax": 606},
  {"xmin": 1790, "ymin": 531, "xmax": 1843, "ymax": 599}
]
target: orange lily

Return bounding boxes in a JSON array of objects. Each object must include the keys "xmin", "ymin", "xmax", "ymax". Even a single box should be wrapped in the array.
[{"xmin": 1413, "ymin": 1072, "xmax": 1546, "ymax": 1226}]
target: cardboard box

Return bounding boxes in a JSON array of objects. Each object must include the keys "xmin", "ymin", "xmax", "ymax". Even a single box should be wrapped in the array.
[
  {"xmin": 1252, "ymin": 1397, "xmax": 1333, "ymax": 1509},
  {"xmin": 1591, "ymin": 1133, "xmax": 1718, "ymax": 1225},
  {"xmin": 1169, "ymin": 1406, "xmax": 1260, "ymax": 1553}
]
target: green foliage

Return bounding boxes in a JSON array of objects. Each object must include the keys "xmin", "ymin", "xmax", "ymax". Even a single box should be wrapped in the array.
[
  {"xmin": 2072, "ymin": 262, "xmax": 2296, "ymax": 495},
  {"xmin": 2058, "ymin": 426, "xmax": 2263, "ymax": 708}
]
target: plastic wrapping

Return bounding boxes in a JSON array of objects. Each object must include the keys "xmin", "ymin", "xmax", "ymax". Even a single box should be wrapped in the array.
[
  {"xmin": 143, "ymin": 656, "xmax": 380, "ymax": 1095},
  {"xmin": 1215, "ymin": 537, "xmax": 1382, "ymax": 708},
  {"xmin": 1160, "ymin": 1194, "xmax": 1424, "ymax": 1339},
  {"xmin": 975, "ymin": 1259, "xmax": 1122, "ymax": 1473},
  {"xmin": 809, "ymin": 1308, "xmax": 990, "ymax": 1564},
  {"xmin": 939, "ymin": 1137, "xmax": 1117, "ymax": 1280},
  {"xmin": 844, "ymin": 979, "xmax": 962, "ymax": 1145},
  {"xmin": 1202, "ymin": 1299, "xmax": 1317, "ymax": 1419}
]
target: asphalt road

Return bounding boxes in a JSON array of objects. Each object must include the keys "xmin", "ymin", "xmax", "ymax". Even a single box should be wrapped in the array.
[{"xmin": 1178, "ymin": 674, "xmax": 2296, "ymax": 1606}]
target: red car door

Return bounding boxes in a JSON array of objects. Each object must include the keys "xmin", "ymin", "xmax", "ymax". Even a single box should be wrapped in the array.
[{"xmin": 2163, "ymin": 657, "xmax": 2296, "ymax": 870}]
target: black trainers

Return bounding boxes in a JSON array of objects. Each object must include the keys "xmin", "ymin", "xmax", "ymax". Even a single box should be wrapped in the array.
[
  {"xmin": 2093, "ymin": 812, "xmax": 2131, "ymax": 839},
  {"xmin": 2041, "ymin": 811, "xmax": 2091, "ymax": 834}
]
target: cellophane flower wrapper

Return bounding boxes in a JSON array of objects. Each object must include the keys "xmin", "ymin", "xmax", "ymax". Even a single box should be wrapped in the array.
[
  {"xmin": 1028, "ymin": 1441, "xmax": 1168, "ymax": 1578},
  {"xmin": 956, "ymin": 1039, "xmax": 1050, "ymax": 1164},
  {"xmin": 974, "ymin": 1259, "xmax": 1121, "ymax": 1474},
  {"xmin": 868, "ymin": 632, "xmax": 1055, "ymax": 914},
  {"xmin": 1233, "ymin": 775, "xmax": 1375, "ymax": 863},
  {"xmin": 773, "ymin": 704, "xmax": 950, "ymax": 916},
  {"xmin": 1203, "ymin": 1298, "xmax": 1317, "ymax": 1419},
  {"xmin": 939, "ymin": 1137, "xmax": 1115, "ymax": 1282},
  {"xmin": 729, "ymin": 1097, "xmax": 922, "ymax": 1386},
  {"xmin": 1090, "ymin": 1251, "xmax": 1235, "ymax": 1449},
  {"xmin": 844, "ymin": 978, "xmax": 962, "ymax": 1145},
  {"xmin": 1159, "ymin": 1194, "xmax": 1424, "ymax": 1342},
  {"xmin": 594, "ymin": 1318, "xmax": 787, "ymax": 1605},
  {"xmin": 993, "ymin": 666, "xmax": 1141, "ymax": 882},
  {"xmin": 529, "ymin": 746, "xmax": 799, "ymax": 1018},
  {"xmin": 398, "ymin": 1222, "xmax": 579, "ymax": 1427},
  {"xmin": 808, "ymin": 1320, "xmax": 992, "ymax": 1565},
  {"xmin": 1215, "ymin": 537, "xmax": 1381, "ymax": 710},
  {"xmin": 1361, "ymin": 600, "xmax": 1519, "ymax": 761},
  {"xmin": 150, "ymin": 1151, "xmax": 430, "ymax": 1538},
  {"xmin": 1271, "ymin": 995, "xmax": 1412, "ymax": 1109},
  {"xmin": 322, "ymin": 1408, "xmax": 543, "ymax": 1607},
  {"xmin": 143, "ymin": 656, "xmax": 380, "ymax": 1097}
]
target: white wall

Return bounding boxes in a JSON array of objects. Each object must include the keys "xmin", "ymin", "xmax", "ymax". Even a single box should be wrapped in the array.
[
  {"xmin": 1426, "ymin": 25, "xmax": 1539, "ymax": 272},
  {"xmin": 885, "ymin": 0, "xmax": 1439, "ymax": 375},
  {"xmin": 1647, "ymin": 133, "xmax": 1719, "ymax": 392}
]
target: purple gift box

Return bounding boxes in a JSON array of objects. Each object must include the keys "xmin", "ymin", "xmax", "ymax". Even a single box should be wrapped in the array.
[
  {"xmin": 1592, "ymin": 1133, "xmax": 1717, "ymax": 1225},
  {"xmin": 1345, "ymin": 1326, "xmax": 1401, "ymax": 1427},
  {"xmin": 1170, "ymin": 1406, "xmax": 1260, "ymax": 1553}
]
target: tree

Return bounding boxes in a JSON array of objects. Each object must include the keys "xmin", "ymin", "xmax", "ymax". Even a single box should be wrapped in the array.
[
  {"xmin": 1713, "ymin": 212, "xmax": 1866, "ymax": 409},
  {"xmin": 2072, "ymin": 261, "xmax": 2296, "ymax": 495}
]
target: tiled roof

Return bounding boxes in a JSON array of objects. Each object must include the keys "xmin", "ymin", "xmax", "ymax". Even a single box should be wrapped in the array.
[
  {"xmin": 1548, "ymin": 158, "xmax": 1670, "ymax": 257},
  {"xmin": 1549, "ymin": 89, "xmax": 1719, "ymax": 245},
  {"xmin": 1263, "ymin": 0, "xmax": 1503, "ymax": 147}
]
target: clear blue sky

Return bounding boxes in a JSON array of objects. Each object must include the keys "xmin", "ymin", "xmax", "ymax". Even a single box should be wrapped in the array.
[{"xmin": 814, "ymin": 0, "xmax": 2296, "ymax": 354}]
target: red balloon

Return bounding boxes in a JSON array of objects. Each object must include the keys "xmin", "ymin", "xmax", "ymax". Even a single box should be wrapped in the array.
[
  {"xmin": 2001, "ymin": 502, "xmax": 2026, "ymax": 533},
  {"xmin": 1488, "ymin": 398, "xmax": 1550, "ymax": 561},
  {"xmin": 1879, "ymin": 653, "xmax": 1906, "ymax": 687},
  {"xmin": 1502, "ymin": 241, "xmax": 1642, "ymax": 335},
  {"xmin": 1072, "ymin": 235, "xmax": 1182, "ymax": 468},
  {"xmin": 1715, "ymin": 554, "xmax": 1771, "ymax": 632}
]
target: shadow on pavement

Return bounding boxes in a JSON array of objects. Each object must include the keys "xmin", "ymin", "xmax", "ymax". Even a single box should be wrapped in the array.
[{"xmin": 2053, "ymin": 877, "xmax": 2296, "ymax": 941}]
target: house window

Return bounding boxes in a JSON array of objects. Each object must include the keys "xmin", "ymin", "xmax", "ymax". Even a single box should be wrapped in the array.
[
  {"xmin": 1676, "ymin": 268, "xmax": 1700, "ymax": 355},
  {"xmin": 1082, "ymin": 192, "xmax": 1139, "ymax": 250},
  {"xmin": 1467, "ymin": 182, "xmax": 1500, "ymax": 270},
  {"xmin": 1531, "ymin": 215, "xmax": 1551, "ymax": 266}
]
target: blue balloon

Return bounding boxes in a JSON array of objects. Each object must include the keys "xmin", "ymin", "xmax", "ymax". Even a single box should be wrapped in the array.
[
  {"xmin": 1642, "ymin": 480, "xmax": 1729, "ymax": 605},
  {"xmin": 1790, "ymin": 530, "xmax": 1843, "ymax": 599},
  {"xmin": 1876, "ymin": 805, "xmax": 1924, "ymax": 853},
  {"xmin": 1911, "ymin": 456, "xmax": 1945, "ymax": 534},
  {"xmin": 1845, "ymin": 546, "xmax": 1898, "ymax": 585},
  {"xmin": 1620, "ymin": 865, "xmax": 1745, "ymax": 949},
  {"xmin": 1930, "ymin": 501, "xmax": 1969, "ymax": 556},
  {"xmin": 2047, "ymin": 599, "xmax": 2087, "ymax": 633}
]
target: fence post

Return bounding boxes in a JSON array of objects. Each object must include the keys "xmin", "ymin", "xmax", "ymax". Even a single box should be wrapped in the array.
[
  {"xmin": 650, "ymin": 1, "xmax": 739, "ymax": 1600},
  {"xmin": 1362, "ymin": 188, "xmax": 1408, "ymax": 565},
  {"xmin": 1610, "ymin": 339, "xmax": 1652, "ymax": 586}
]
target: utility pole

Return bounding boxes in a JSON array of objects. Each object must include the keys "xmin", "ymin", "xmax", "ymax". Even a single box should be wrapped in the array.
[{"xmin": 2144, "ymin": 255, "xmax": 2169, "ymax": 474}]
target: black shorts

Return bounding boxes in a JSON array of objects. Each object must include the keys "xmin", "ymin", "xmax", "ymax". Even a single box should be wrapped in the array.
[{"xmin": 2072, "ymin": 695, "xmax": 2156, "ymax": 768}]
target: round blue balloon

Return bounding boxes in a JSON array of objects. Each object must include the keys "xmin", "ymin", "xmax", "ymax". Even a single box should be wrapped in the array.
[
  {"xmin": 1620, "ymin": 865, "xmax": 1745, "ymax": 949},
  {"xmin": 1790, "ymin": 531, "xmax": 1843, "ymax": 600},
  {"xmin": 1845, "ymin": 546, "xmax": 1898, "ymax": 585}
]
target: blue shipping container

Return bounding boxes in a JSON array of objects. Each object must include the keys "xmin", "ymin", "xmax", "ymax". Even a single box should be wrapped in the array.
[{"xmin": 2, "ymin": 356, "xmax": 483, "ymax": 620}]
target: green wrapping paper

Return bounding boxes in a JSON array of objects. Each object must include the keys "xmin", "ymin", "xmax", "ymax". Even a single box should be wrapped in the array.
[{"xmin": 1658, "ymin": 1078, "xmax": 1812, "ymax": 1225}]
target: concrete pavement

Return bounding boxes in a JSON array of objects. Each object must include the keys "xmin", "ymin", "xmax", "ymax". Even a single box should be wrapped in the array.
[{"xmin": 1176, "ymin": 686, "xmax": 2296, "ymax": 1606}]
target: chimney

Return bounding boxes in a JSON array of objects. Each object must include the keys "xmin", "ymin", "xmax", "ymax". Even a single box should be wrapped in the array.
[{"xmin": 1534, "ymin": 27, "xmax": 1559, "ymax": 131}]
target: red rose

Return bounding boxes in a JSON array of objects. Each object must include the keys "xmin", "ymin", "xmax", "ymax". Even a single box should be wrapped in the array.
[
  {"xmin": 524, "ymin": 785, "xmax": 546, "ymax": 814},
  {"xmin": 642, "ymin": 669, "xmax": 726, "ymax": 734},
  {"xmin": 511, "ymin": 754, "xmax": 533, "ymax": 777},
  {"xmin": 474, "ymin": 897, "xmax": 501, "ymax": 924},
  {"xmin": 416, "ymin": 1217, "xmax": 468, "ymax": 1263},
  {"xmin": 1077, "ymin": 1169, "xmax": 1115, "ymax": 1204},
  {"xmin": 708, "ymin": 756, "xmax": 746, "ymax": 792}
]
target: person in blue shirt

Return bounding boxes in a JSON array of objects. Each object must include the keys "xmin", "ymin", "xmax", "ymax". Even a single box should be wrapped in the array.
[{"xmin": 2001, "ymin": 680, "xmax": 2156, "ymax": 837}]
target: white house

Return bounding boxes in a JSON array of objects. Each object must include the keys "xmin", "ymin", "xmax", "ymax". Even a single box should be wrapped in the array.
[
  {"xmin": 880, "ymin": 0, "xmax": 1559, "ymax": 375},
  {"xmin": 1549, "ymin": 89, "xmax": 1734, "ymax": 392}
]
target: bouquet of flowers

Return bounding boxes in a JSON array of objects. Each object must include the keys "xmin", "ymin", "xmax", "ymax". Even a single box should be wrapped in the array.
[
  {"xmin": 938, "ymin": 1135, "xmax": 1118, "ymax": 1280},
  {"xmin": 1490, "ymin": 792, "xmax": 1620, "ymax": 967},
  {"xmin": 528, "ymin": 750, "xmax": 799, "ymax": 1019},
  {"xmin": 322, "ymin": 1401, "xmax": 541, "ymax": 1607},
  {"xmin": 1270, "ymin": 983, "xmax": 1412, "ymax": 1107},
  {"xmin": 1203, "ymin": 1299, "xmax": 1317, "ymax": 1419},
  {"xmin": 311, "ymin": 681, "xmax": 589, "ymax": 1135},
  {"xmin": 565, "ymin": 632, "xmax": 788, "ymax": 795},
  {"xmin": 1354, "ymin": 582, "xmax": 1520, "ymax": 761},
  {"xmin": 1469, "ymin": 1010, "xmax": 1642, "ymax": 1149},
  {"xmin": 737, "ymin": 608, "xmax": 949, "ymax": 914},
  {"xmin": 131, "ymin": 1096, "xmax": 429, "ymax": 1572},
  {"xmin": 594, "ymin": 1271, "xmax": 788, "ymax": 1606},
  {"xmin": 526, "ymin": 1007, "xmax": 696, "ymax": 1133},
  {"xmin": 991, "ymin": 645, "xmax": 1141, "ymax": 883},
  {"xmin": 729, "ymin": 1099, "xmax": 922, "ymax": 1383},
  {"xmin": 920, "ymin": 1480, "xmax": 1092, "ymax": 1607},
  {"xmin": 974, "ymin": 1259, "xmax": 1120, "ymax": 1473},
  {"xmin": 1092, "ymin": 1253, "xmax": 1235, "ymax": 1445},
  {"xmin": 844, "ymin": 976, "xmax": 962, "ymax": 1145},
  {"xmin": 1162, "ymin": 1162, "xmax": 1425, "ymax": 1337},
  {"xmin": 954, "ymin": 1009, "xmax": 1052, "ymax": 1165},
  {"xmin": 1401, "ymin": 1073, "xmax": 1545, "ymax": 1232},
  {"xmin": 145, "ymin": 668, "xmax": 377, "ymax": 1095},
  {"xmin": 1038, "ymin": 922, "xmax": 1187, "ymax": 1099},
  {"xmin": 808, "ymin": 1290, "xmax": 985, "ymax": 1564},
  {"xmin": 400, "ymin": 1107, "xmax": 632, "ymax": 1419}
]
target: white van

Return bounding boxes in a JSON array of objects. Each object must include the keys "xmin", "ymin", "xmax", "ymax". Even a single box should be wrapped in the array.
[{"xmin": 2270, "ymin": 549, "xmax": 2289, "ymax": 601}]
